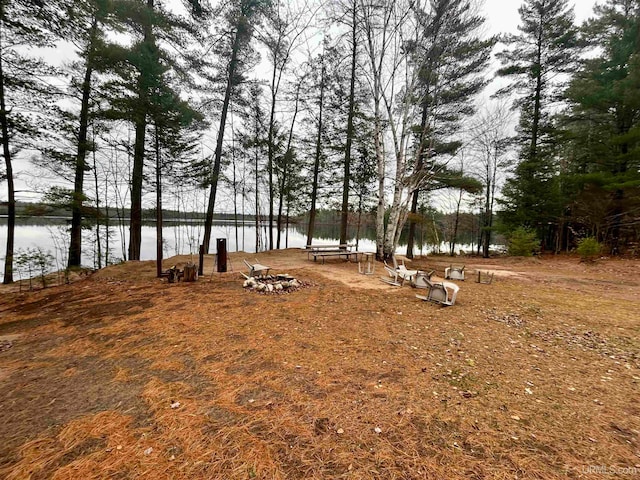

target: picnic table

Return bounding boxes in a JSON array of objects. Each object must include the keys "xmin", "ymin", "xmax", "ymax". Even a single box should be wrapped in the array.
[{"xmin": 306, "ymin": 243, "xmax": 360, "ymax": 264}]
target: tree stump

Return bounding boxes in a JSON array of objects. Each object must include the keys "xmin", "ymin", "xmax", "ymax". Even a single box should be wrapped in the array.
[{"xmin": 183, "ymin": 262, "xmax": 198, "ymax": 282}]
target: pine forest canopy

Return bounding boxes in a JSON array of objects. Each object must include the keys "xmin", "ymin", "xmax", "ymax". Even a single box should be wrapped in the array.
[{"xmin": 2, "ymin": 0, "xmax": 637, "ymax": 284}]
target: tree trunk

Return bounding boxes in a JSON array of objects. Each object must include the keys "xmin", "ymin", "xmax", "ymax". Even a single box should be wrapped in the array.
[
  {"xmin": 305, "ymin": 62, "xmax": 325, "ymax": 246},
  {"xmin": 530, "ymin": 25, "xmax": 544, "ymax": 162},
  {"xmin": 104, "ymin": 175, "xmax": 110, "ymax": 265},
  {"xmin": 233, "ymin": 169, "xmax": 239, "ymax": 251},
  {"xmin": 374, "ymin": 95, "xmax": 385, "ymax": 260},
  {"xmin": 0, "ymin": 49, "xmax": 14, "ymax": 284},
  {"xmin": 128, "ymin": 0, "xmax": 154, "ymax": 261},
  {"xmin": 92, "ymin": 129, "xmax": 102, "ymax": 269},
  {"xmin": 254, "ymin": 104, "xmax": 260, "ymax": 253},
  {"xmin": 267, "ymin": 89, "xmax": 276, "ymax": 251},
  {"xmin": 276, "ymin": 161, "xmax": 286, "ymax": 250},
  {"xmin": 355, "ymin": 196, "xmax": 363, "ymax": 251},
  {"xmin": 450, "ymin": 189, "xmax": 463, "ymax": 256},
  {"xmin": 285, "ymin": 203, "xmax": 290, "ymax": 248},
  {"xmin": 406, "ymin": 191, "xmax": 420, "ymax": 258},
  {"xmin": 203, "ymin": 27, "xmax": 241, "ymax": 253},
  {"xmin": 231, "ymin": 125, "xmax": 239, "ymax": 251},
  {"xmin": 69, "ymin": 18, "xmax": 98, "ymax": 268},
  {"xmin": 383, "ymin": 144, "xmax": 409, "ymax": 259},
  {"xmin": 129, "ymin": 117, "xmax": 145, "ymax": 261},
  {"xmin": 406, "ymin": 90, "xmax": 432, "ymax": 259},
  {"xmin": 340, "ymin": 2, "xmax": 358, "ymax": 246},
  {"xmin": 277, "ymin": 83, "xmax": 300, "ymax": 249},
  {"xmin": 155, "ymin": 125, "xmax": 163, "ymax": 277}
]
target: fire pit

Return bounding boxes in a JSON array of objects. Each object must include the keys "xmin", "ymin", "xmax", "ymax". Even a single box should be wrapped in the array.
[{"xmin": 242, "ymin": 274, "xmax": 308, "ymax": 294}]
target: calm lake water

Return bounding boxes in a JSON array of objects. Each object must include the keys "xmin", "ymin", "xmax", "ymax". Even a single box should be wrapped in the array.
[
  {"xmin": 0, "ymin": 217, "xmax": 478, "ymax": 277},
  {"xmin": 0, "ymin": 219, "xmax": 382, "ymax": 276}
]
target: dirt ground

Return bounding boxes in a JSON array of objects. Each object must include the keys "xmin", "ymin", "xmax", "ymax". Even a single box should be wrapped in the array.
[{"xmin": 0, "ymin": 249, "xmax": 638, "ymax": 479}]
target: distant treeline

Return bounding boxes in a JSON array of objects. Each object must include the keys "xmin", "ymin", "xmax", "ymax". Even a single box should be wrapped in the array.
[{"xmin": 0, "ymin": 201, "xmax": 271, "ymax": 223}]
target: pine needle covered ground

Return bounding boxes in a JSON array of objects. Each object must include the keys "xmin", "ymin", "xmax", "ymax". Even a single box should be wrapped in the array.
[{"xmin": 0, "ymin": 250, "xmax": 638, "ymax": 479}]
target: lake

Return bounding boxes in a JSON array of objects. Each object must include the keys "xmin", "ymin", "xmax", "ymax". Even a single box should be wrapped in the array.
[
  {"xmin": 0, "ymin": 219, "xmax": 380, "ymax": 276},
  {"xmin": 0, "ymin": 217, "xmax": 478, "ymax": 277}
]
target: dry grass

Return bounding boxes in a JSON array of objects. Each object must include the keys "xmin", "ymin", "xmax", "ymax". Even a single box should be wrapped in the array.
[{"xmin": 0, "ymin": 250, "xmax": 638, "ymax": 479}]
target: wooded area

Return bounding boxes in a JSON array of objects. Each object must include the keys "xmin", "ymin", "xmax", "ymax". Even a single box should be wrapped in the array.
[{"xmin": 1, "ymin": 0, "xmax": 639, "ymax": 284}]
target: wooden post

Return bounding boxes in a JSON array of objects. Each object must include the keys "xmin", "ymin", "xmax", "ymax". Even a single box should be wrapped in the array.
[
  {"xmin": 198, "ymin": 244, "xmax": 204, "ymax": 276},
  {"xmin": 217, "ymin": 238, "xmax": 227, "ymax": 272}
]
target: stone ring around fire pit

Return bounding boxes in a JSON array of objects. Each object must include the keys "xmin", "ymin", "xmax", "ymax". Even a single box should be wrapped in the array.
[{"xmin": 242, "ymin": 273, "xmax": 304, "ymax": 293}]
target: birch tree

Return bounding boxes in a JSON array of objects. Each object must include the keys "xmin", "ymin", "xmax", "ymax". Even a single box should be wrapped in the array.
[{"xmin": 360, "ymin": 0, "xmax": 493, "ymax": 259}]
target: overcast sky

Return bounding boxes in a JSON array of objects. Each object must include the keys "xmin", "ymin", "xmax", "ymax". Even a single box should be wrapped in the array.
[
  {"xmin": 3, "ymin": 0, "xmax": 602, "ymax": 205},
  {"xmin": 484, "ymin": 0, "xmax": 598, "ymax": 35}
]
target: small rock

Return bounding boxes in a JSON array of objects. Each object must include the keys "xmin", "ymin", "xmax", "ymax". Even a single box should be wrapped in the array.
[
  {"xmin": 144, "ymin": 447, "xmax": 153, "ymax": 455},
  {"xmin": 460, "ymin": 390, "xmax": 478, "ymax": 398},
  {"xmin": 336, "ymin": 428, "xmax": 344, "ymax": 434},
  {"xmin": 511, "ymin": 415, "xmax": 521, "ymax": 421},
  {"xmin": 374, "ymin": 427, "xmax": 382, "ymax": 434},
  {"xmin": 170, "ymin": 401, "xmax": 181, "ymax": 409}
]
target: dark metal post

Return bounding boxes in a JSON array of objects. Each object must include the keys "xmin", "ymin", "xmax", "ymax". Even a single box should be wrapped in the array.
[
  {"xmin": 216, "ymin": 238, "xmax": 227, "ymax": 272},
  {"xmin": 198, "ymin": 244, "xmax": 204, "ymax": 276}
]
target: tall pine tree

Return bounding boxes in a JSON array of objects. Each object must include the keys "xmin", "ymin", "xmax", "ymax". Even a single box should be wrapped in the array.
[
  {"xmin": 405, "ymin": 0, "xmax": 495, "ymax": 258},
  {"xmin": 61, "ymin": 0, "xmax": 119, "ymax": 268},
  {"xmin": 202, "ymin": 0, "xmax": 269, "ymax": 254},
  {"xmin": 0, "ymin": 1, "xmax": 59, "ymax": 283},
  {"xmin": 561, "ymin": 0, "xmax": 640, "ymax": 251},
  {"xmin": 496, "ymin": 0, "xmax": 579, "ymax": 248}
]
